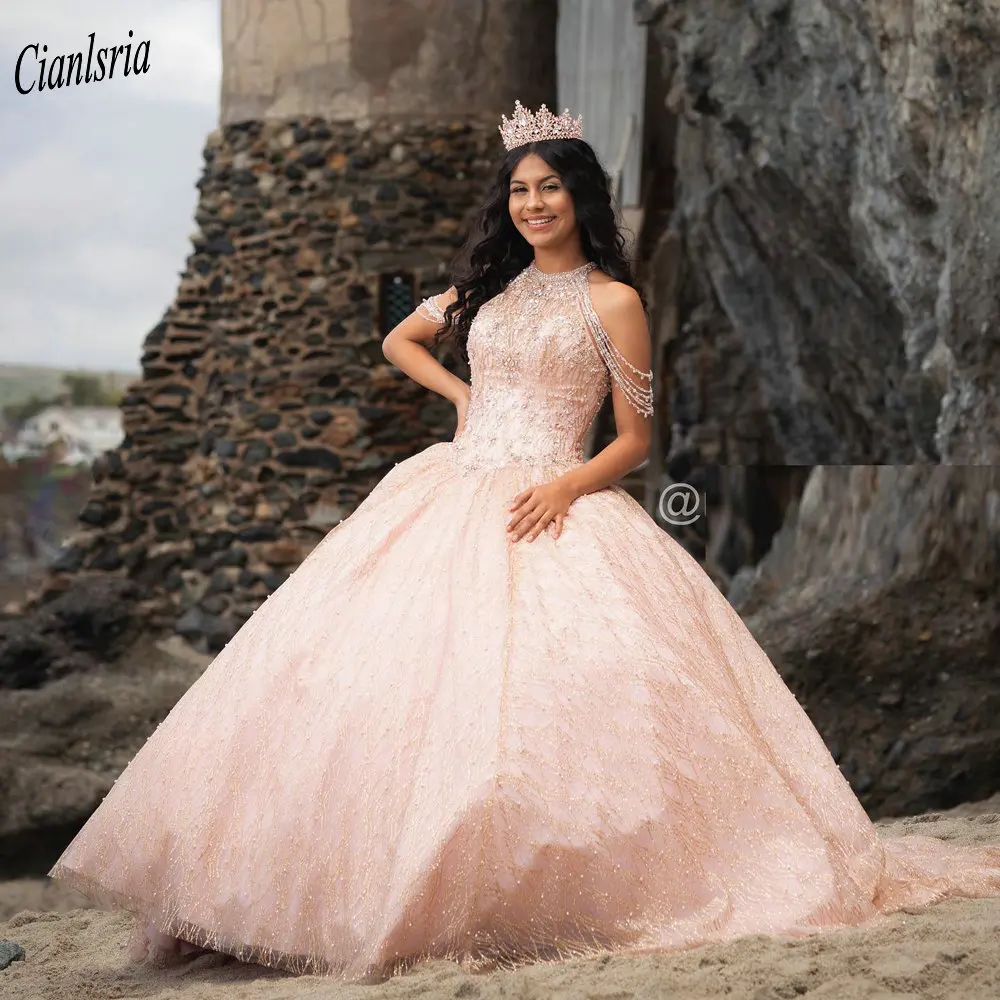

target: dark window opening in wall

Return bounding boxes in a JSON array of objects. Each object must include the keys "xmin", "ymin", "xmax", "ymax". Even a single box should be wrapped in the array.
[{"xmin": 379, "ymin": 273, "xmax": 415, "ymax": 335}]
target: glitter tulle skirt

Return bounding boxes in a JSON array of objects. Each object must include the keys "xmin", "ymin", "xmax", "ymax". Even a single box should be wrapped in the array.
[{"xmin": 48, "ymin": 440, "xmax": 1000, "ymax": 980}]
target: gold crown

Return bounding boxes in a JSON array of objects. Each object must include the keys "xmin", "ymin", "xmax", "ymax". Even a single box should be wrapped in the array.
[{"xmin": 499, "ymin": 99, "xmax": 584, "ymax": 151}]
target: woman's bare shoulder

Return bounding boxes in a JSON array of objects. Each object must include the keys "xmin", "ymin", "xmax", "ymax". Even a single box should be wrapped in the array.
[{"xmin": 587, "ymin": 270, "xmax": 642, "ymax": 311}]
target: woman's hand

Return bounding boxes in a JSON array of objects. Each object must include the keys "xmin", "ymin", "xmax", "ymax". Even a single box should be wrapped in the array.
[
  {"xmin": 507, "ymin": 477, "xmax": 579, "ymax": 542},
  {"xmin": 453, "ymin": 383, "xmax": 471, "ymax": 441}
]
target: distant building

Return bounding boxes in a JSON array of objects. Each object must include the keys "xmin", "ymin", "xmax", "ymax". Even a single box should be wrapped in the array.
[{"xmin": 3, "ymin": 405, "xmax": 123, "ymax": 465}]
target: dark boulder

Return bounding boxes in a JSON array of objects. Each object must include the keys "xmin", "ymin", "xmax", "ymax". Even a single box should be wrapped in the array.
[{"xmin": 0, "ymin": 577, "xmax": 146, "ymax": 691}]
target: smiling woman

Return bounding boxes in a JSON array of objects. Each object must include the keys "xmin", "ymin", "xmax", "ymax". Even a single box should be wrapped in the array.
[{"xmin": 14, "ymin": 29, "xmax": 151, "ymax": 95}]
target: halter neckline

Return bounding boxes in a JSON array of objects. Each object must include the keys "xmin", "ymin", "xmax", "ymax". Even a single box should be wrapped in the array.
[{"xmin": 526, "ymin": 260, "xmax": 596, "ymax": 281}]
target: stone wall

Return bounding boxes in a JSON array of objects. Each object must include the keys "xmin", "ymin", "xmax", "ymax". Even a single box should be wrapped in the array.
[{"xmin": 43, "ymin": 116, "xmax": 500, "ymax": 652}]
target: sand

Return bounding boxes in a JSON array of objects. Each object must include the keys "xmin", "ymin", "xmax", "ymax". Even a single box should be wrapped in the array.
[{"xmin": 2, "ymin": 797, "xmax": 999, "ymax": 1000}]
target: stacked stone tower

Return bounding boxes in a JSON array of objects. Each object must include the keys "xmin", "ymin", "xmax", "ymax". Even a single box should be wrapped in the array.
[{"xmin": 45, "ymin": 0, "xmax": 557, "ymax": 651}]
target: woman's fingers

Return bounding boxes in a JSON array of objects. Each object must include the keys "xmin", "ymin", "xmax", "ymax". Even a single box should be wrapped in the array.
[
  {"xmin": 507, "ymin": 486, "xmax": 569, "ymax": 542},
  {"xmin": 507, "ymin": 491, "xmax": 538, "ymax": 532},
  {"xmin": 527, "ymin": 511, "xmax": 554, "ymax": 541},
  {"xmin": 506, "ymin": 506, "xmax": 531, "ymax": 534},
  {"xmin": 508, "ymin": 504, "xmax": 537, "ymax": 539},
  {"xmin": 509, "ymin": 488, "xmax": 533, "ymax": 511},
  {"xmin": 509, "ymin": 507, "xmax": 549, "ymax": 542}
]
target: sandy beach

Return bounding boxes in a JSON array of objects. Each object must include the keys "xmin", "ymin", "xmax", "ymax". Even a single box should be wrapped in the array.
[{"xmin": 2, "ymin": 795, "xmax": 998, "ymax": 1000}]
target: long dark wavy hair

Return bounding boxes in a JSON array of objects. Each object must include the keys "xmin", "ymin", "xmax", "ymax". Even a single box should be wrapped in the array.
[{"xmin": 432, "ymin": 138, "xmax": 644, "ymax": 365}]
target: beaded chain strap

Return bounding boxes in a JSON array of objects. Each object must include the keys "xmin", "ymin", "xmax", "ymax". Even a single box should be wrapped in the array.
[{"xmin": 568, "ymin": 267, "xmax": 654, "ymax": 419}]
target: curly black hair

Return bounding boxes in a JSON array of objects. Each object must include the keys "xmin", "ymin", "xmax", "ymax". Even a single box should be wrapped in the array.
[{"xmin": 432, "ymin": 138, "xmax": 644, "ymax": 365}]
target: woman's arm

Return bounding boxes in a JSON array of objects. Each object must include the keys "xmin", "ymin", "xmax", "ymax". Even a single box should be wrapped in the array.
[{"xmin": 381, "ymin": 287, "xmax": 469, "ymax": 406}]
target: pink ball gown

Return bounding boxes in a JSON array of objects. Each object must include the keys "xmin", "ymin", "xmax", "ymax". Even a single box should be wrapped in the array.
[{"xmin": 48, "ymin": 260, "xmax": 1000, "ymax": 981}]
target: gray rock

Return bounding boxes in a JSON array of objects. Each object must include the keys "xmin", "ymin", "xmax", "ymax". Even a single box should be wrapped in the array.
[{"xmin": 0, "ymin": 940, "xmax": 25, "ymax": 969}]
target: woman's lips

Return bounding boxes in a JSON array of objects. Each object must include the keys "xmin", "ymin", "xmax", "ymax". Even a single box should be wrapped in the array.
[{"xmin": 525, "ymin": 216, "xmax": 555, "ymax": 230}]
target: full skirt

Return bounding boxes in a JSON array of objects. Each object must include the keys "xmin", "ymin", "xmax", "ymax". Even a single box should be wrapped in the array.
[{"xmin": 48, "ymin": 441, "xmax": 1000, "ymax": 980}]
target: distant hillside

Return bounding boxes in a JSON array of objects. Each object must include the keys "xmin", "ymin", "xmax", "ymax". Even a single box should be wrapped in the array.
[{"xmin": 0, "ymin": 365, "xmax": 138, "ymax": 410}]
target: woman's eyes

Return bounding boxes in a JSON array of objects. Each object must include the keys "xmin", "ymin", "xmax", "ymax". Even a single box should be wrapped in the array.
[{"xmin": 511, "ymin": 185, "xmax": 559, "ymax": 194}]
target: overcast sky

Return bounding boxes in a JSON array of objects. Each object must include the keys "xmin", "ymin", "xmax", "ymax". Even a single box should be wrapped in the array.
[{"xmin": 0, "ymin": 1, "xmax": 221, "ymax": 373}]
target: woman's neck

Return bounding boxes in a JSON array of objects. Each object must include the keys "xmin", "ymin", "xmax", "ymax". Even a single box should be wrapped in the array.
[{"xmin": 532, "ymin": 246, "xmax": 589, "ymax": 274}]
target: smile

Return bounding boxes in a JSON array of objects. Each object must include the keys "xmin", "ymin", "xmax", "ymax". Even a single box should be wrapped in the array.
[{"xmin": 525, "ymin": 217, "xmax": 555, "ymax": 228}]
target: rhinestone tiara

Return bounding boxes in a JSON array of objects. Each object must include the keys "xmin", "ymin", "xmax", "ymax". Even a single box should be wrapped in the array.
[{"xmin": 499, "ymin": 99, "xmax": 584, "ymax": 152}]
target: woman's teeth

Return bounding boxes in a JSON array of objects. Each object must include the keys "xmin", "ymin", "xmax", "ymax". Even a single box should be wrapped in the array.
[{"xmin": 526, "ymin": 217, "xmax": 555, "ymax": 228}]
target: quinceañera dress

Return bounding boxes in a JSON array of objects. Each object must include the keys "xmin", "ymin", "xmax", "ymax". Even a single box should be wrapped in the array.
[{"xmin": 49, "ymin": 260, "xmax": 1000, "ymax": 980}]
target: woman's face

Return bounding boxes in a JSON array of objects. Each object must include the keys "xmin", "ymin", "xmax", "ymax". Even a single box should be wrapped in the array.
[{"xmin": 508, "ymin": 153, "xmax": 577, "ymax": 250}]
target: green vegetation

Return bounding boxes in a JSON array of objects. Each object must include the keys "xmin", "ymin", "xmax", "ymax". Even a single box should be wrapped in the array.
[{"xmin": 0, "ymin": 365, "xmax": 134, "ymax": 425}]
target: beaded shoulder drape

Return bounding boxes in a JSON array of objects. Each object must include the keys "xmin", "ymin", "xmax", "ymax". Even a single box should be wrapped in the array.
[{"xmin": 48, "ymin": 261, "xmax": 1000, "ymax": 983}]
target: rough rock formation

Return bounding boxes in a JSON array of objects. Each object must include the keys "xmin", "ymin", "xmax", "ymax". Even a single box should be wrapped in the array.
[
  {"xmin": 0, "ymin": 631, "xmax": 210, "ymax": 880},
  {"xmin": 0, "ymin": 577, "xmax": 158, "ymax": 878},
  {"xmin": 0, "ymin": 577, "xmax": 144, "ymax": 691},
  {"xmin": 639, "ymin": 0, "xmax": 1000, "ymax": 465},
  {"xmin": 731, "ymin": 464, "xmax": 1000, "ymax": 817}
]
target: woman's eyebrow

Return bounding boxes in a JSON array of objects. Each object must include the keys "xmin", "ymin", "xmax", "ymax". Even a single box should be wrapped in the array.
[{"xmin": 510, "ymin": 174, "xmax": 559, "ymax": 186}]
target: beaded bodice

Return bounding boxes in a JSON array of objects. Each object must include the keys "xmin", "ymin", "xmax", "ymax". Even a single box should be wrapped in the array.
[
  {"xmin": 457, "ymin": 262, "xmax": 609, "ymax": 470},
  {"xmin": 418, "ymin": 261, "xmax": 650, "ymax": 471}
]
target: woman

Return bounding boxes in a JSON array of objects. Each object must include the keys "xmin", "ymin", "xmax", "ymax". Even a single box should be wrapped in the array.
[{"xmin": 49, "ymin": 101, "xmax": 1000, "ymax": 982}]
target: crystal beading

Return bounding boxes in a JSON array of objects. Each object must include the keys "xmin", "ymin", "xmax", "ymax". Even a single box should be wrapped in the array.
[{"xmin": 417, "ymin": 295, "xmax": 446, "ymax": 324}]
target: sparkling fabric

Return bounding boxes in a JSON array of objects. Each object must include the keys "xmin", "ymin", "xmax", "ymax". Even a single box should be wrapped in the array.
[{"xmin": 49, "ymin": 261, "xmax": 1000, "ymax": 981}]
